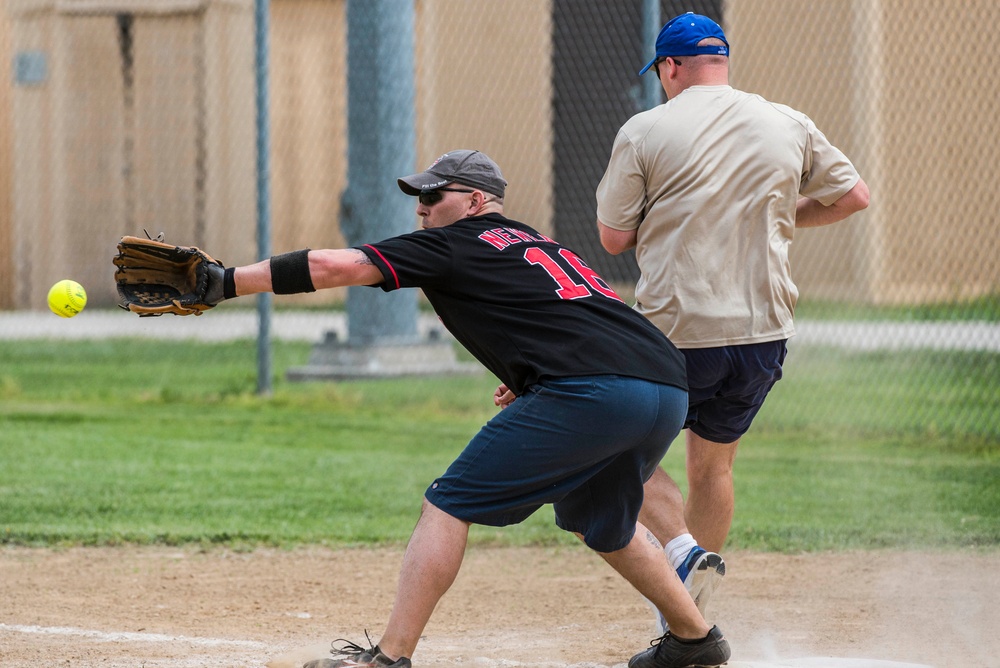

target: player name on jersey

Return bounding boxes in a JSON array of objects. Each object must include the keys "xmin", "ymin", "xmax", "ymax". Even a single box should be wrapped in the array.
[{"xmin": 478, "ymin": 227, "xmax": 557, "ymax": 250}]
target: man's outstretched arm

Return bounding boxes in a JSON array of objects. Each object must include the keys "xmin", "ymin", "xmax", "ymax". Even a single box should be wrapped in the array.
[{"xmin": 234, "ymin": 248, "xmax": 384, "ymax": 296}]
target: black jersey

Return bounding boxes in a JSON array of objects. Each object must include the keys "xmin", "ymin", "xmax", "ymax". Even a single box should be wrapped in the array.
[{"xmin": 357, "ymin": 213, "xmax": 686, "ymax": 396}]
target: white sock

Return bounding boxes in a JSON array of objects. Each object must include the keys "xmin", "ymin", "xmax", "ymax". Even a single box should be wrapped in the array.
[{"xmin": 664, "ymin": 533, "xmax": 698, "ymax": 571}]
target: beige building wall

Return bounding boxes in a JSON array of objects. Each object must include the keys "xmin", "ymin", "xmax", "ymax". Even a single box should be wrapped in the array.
[
  {"xmin": 270, "ymin": 0, "xmax": 346, "ymax": 256},
  {"xmin": 267, "ymin": 0, "xmax": 347, "ymax": 305},
  {"xmin": 8, "ymin": 0, "xmax": 69, "ymax": 309},
  {"xmin": 267, "ymin": 0, "xmax": 553, "ymax": 306},
  {"xmin": 201, "ymin": 1, "xmax": 256, "ymax": 261},
  {"xmin": 3, "ymin": 0, "xmax": 553, "ymax": 309},
  {"xmin": 875, "ymin": 0, "xmax": 999, "ymax": 303},
  {"xmin": 4, "ymin": 1, "xmax": 993, "ymax": 310},
  {"xmin": 727, "ymin": 0, "xmax": 998, "ymax": 305},
  {"xmin": 726, "ymin": 0, "xmax": 876, "ymax": 303},
  {"xmin": 5, "ymin": 0, "xmax": 254, "ymax": 310},
  {"xmin": 131, "ymin": 15, "xmax": 201, "ymax": 249},
  {"xmin": 0, "ymin": 7, "xmax": 12, "ymax": 308},
  {"xmin": 415, "ymin": 0, "xmax": 552, "ymax": 234}
]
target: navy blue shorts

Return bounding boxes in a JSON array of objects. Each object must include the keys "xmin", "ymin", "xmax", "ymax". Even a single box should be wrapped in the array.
[
  {"xmin": 682, "ymin": 340, "xmax": 787, "ymax": 443},
  {"xmin": 424, "ymin": 375, "xmax": 687, "ymax": 553}
]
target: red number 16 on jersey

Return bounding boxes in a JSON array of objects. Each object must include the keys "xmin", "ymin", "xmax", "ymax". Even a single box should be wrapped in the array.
[{"xmin": 524, "ymin": 247, "xmax": 624, "ymax": 303}]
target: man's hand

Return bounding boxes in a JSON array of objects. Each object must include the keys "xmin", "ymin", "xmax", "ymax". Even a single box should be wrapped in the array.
[
  {"xmin": 493, "ymin": 383, "xmax": 516, "ymax": 409},
  {"xmin": 203, "ymin": 262, "xmax": 228, "ymax": 307}
]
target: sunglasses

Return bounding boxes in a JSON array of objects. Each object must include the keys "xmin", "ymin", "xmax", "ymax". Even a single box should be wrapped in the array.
[
  {"xmin": 418, "ymin": 187, "xmax": 475, "ymax": 207},
  {"xmin": 653, "ymin": 57, "xmax": 682, "ymax": 75}
]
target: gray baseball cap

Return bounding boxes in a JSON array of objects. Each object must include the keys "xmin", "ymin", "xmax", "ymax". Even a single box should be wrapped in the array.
[{"xmin": 398, "ymin": 150, "xmax": 507, "ymax": 198}]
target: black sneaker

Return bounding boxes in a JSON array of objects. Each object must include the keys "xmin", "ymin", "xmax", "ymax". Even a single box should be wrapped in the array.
[
  {"xmin": 628, "ymin": 625, "xmax": 731, "ymax": 668},
  {"xmin": 302, "ymin": 633, "xmax": 412, "ymax": 668}
]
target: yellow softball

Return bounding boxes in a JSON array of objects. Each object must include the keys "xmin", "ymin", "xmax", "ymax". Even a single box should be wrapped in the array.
[{"xmin": 47, "ymin": 279, "xmax": 87, "ymax": 318}]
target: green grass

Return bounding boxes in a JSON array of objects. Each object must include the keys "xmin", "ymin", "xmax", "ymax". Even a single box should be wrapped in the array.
[
  {"xmin": 0, "ymin": 339, "xmax": 997, "ymax": 551},
  {"xmin": 704, "ymin": 429, "xmax": 1000, "ymax": 551},
  {"xmin": 761, "ymin": 346, "xmax": 1000, "ymax": 441}
]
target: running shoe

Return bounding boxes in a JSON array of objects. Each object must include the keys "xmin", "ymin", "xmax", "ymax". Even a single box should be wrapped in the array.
[
  {"xmin": 628, "ymin": 625, "xmax": 731, "ymax": 668},
  {"xmin": 650, "ymin": 547, "xmax": 726, "ymax": 634},
  {"xmin": 302, "ymin": 634, "xmax": 412, "ymax": 668}
]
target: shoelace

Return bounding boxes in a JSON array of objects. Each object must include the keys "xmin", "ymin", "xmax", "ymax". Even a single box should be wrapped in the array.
[
  {"xmin": 330, "ymin": 630, "xmax": 378, "ymax": 660},
  {"xmin": 648, "ymin": 630, "xmax": 673, "ymax": 648},
  {"xmin": 649, "ymin": 629, "xmax": 714, "ymax": 651}
]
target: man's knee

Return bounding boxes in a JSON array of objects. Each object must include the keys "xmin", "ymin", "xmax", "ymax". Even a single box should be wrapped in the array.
[{"xmin": 686, "ymin": 436, "xmax": 739, "ymax": 481}]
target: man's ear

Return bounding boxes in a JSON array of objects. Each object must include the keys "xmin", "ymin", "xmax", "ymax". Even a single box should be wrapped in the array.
[{"xmin": 469, "ymin": 190, "xmax": 487, "ymax": 212}]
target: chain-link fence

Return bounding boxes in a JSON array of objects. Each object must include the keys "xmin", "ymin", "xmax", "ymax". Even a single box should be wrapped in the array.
[{"xmin": 1, "ymin": 0, "xmax": 997, "ymax": 437}]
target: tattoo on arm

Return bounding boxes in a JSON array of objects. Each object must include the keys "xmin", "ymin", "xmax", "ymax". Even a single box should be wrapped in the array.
[
  {"xmin": 644, "ymin": 529, "xmax": 663, "ymax": 551},
  {"xmin": 348, "ymin": 249, "xmax": 374, "ymax": 266}
]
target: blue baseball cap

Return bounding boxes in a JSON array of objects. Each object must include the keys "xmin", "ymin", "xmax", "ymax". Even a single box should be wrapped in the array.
[{"xmin": 638, "ymin": 12, "xmax": 729, "ymax": 76}]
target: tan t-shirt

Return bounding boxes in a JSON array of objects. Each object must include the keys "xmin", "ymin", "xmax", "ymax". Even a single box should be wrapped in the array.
[{"xmin": 596, "ymin": 85, "xmax": 860, "ymax": 348}]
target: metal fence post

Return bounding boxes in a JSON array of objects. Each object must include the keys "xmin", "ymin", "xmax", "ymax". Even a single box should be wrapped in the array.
[
  {"xmin": 287, "ymin": 0, "xmax": 476, "ymax": 381},
  {"xmin": 255, "ymin": 0, "xmax": 273, "ymax": 396}
]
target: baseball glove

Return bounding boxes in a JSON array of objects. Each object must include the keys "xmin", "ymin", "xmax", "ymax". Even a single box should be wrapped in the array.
[{"xmin": 113, "ymin": 235, "xmax": 227, "ymax": 316}]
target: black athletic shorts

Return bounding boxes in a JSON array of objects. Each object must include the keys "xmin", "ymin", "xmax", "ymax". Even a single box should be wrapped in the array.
[
  {"xmin": 424, "ymin": 375, "xmax": 687, "ymax": 552},
  {"xmin": 682, "ymin": 339, "xmax": 787, "ymax": 443}
]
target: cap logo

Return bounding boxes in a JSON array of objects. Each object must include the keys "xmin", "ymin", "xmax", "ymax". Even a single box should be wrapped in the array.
[{"xmin": 429, "ymin": 152, "xmax": 451, "ymax": 168}]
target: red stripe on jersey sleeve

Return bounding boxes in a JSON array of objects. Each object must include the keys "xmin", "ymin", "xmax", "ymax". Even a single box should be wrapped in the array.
[{"xmin": 363, "ymin": 244, "xmax": 401, "ymax": 290}]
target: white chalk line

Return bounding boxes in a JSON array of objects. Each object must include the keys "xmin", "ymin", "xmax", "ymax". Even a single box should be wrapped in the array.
[
  {"xmin": 0, "ymin": 624, "xmax": 935, "ymax": 668},
  {"xmin": 0, "ymin": 622, "xmax": 268, "ymax": 649}
]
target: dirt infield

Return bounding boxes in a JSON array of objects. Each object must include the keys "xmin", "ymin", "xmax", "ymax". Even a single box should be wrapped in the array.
[{"xmin": 1, "ymin": 546, "xmax": 995, "ymax": 667}]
